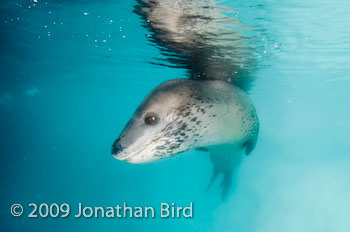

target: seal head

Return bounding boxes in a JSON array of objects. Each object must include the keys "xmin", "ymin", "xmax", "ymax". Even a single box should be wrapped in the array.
[{"xmin": 112, "ymin": 79, "xmax": 206, "ymax": 163}]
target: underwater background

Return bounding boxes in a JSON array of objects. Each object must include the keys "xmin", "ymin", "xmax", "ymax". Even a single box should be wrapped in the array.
[{"xmin": 1, "ymin": 0, "xmax": 350, "ymax": 231}]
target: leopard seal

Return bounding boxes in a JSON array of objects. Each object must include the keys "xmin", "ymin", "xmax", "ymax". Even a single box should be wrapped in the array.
[
  {"xmin": 112, "ymin": 79, "xmax": 259, "ymax": 199},
  {"xmin": 111, "ymin": 0, "xmax": 260, "ymax": 199}
]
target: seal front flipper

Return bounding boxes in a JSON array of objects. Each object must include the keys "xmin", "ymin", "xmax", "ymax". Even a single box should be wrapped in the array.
[
  {"xmin": 195, "ymin": 147, "xmax": 209, "ymax": 152},
  {"xmin": 244, "ymin": 137, "xmax": 258, "ymax": 156}
]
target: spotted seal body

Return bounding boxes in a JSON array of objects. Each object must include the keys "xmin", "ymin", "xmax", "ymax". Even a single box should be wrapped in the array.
[{"xmin": 112, "ymin": 79, "xmax": 258, "ymax": 198}]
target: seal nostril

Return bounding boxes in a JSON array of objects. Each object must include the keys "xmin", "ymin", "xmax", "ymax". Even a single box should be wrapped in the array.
[
  {"xmin": 111, "ymin": 139, "xmax": 123, "ymax": 155},
  {"xmin": 112, "ymin": 144, "xmax": 123, "ymax": 154}
]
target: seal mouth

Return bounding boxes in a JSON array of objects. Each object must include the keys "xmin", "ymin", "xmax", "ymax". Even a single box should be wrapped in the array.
[{"xmin": 112, "ymin": 136, "xmax": 163, "ymax": 162}]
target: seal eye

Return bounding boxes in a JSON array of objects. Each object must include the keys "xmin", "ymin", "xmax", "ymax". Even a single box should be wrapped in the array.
[{"xmin": 144, "ymin": 115, "xmax": 158, "ymax": 125}]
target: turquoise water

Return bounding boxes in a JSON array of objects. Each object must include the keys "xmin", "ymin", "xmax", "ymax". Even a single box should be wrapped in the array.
[{"xmin": 1, "ymin": 0, "xmax": 350, "ymax": 231}]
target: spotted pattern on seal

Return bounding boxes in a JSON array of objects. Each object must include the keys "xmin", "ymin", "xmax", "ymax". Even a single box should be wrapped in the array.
[{"xmin": 151, "ymin": 96, "xmax": 217, "ymax": 158}]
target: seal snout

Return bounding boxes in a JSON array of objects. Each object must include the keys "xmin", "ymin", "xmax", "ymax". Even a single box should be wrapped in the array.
[{"xmin": 111, "ymin": 138, "xmax": 123, "ymax": 156}]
